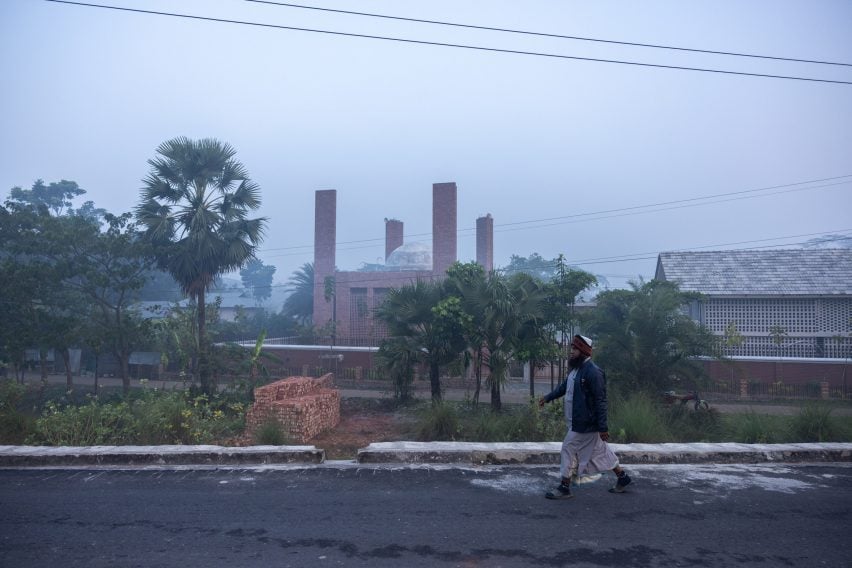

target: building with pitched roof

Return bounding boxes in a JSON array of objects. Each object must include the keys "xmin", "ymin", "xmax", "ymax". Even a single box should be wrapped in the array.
[{"xmin": 656, "ymin": 249, "xmax": 852, "ymax": 358}]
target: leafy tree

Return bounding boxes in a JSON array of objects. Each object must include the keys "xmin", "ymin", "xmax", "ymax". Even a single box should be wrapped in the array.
[
  {"xmin": 541, "ymin": 255, "xmax": 598, "ymax": 382},
  {"xmin": 723, "ymin": 321, "xmax": 745, "ymax": 349},
  {"xmin": 586, "ymin": 279, "xmax": 718, "ymax": 393},
  {"xmin": 137, "ymin": 269, "xmax": 183, "ymax": 302},
  {"xmin": 375, "ymin": 279, "xmax": 466, "ymax": 402},
  {"xmin": 283, "ymin": 262, "xmax": 314, "ymax": 325},
  {"xmin": 57, "ymin": 213, "xmax": 156, "ymax": 392},
  {"xmin": 0, "ymin": 201, "xmax": 94, "ymax": 387},
  {"xmin": 240, "ymin": 258, "xmax": 276, "ymax": 304},
  {"xmin": 768, "ymin": 324, "xmax": 788, "ymax": 353},
  {"xmin": 136, "ymin": 137, "xmax": 267, "ymax": 393},
  {"xmin": 501, "ymin": 252, "xmax": 557, "ymax": 281},
  {"xmin": 8, "ymin": 179, "xmax": 85, "ymax": 216}
]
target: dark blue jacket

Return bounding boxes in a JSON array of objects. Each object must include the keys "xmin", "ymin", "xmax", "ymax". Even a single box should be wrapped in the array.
[{"xmin": 544, "ymin": 359, "xmax": 609, "ymax": 433}]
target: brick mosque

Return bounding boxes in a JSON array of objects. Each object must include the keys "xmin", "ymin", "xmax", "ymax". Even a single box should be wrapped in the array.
[{"xmin": 312, "ymin": 182, "xmax": 494, "ymax": 346}]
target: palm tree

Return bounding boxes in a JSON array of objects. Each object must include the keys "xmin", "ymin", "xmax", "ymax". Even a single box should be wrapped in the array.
[
  {"xmin": 136, "ymin": 137, "xmax": 266, "ymax": 393},
  {"xmin": 283, "ymin": 262, "xmax": 314, "ymax": 325},
  {"xmin": 375, "ymin": 279, "xmax": 465, "ymax": 402},
  {"xmin": 586, "ymin": 279, "xmax": 718, "ymax": 393},
  {"xmin": 456, "ymin": 269, "xmax": 548, "ymax": 411}
]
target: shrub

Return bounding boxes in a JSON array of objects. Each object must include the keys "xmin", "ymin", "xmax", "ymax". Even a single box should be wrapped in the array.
[
  {"xmin": 609, "ymin": 392, "xmax": 671, "ymax": 443},
  {"xmin": 25, "ymin": 388, "xmax": 247, "ymax": 446},
  {"xmin": 0, "ymin": 380, "xmax": 34, "ymax": 444},
  {"xmin": 663, "ymin": 404, "xmax": 723, "ymax": 442},
  {"xmin": 417, "ymin": 402, "xmax": 460, "ymax": 441},
  {"xmin": 789, "ymin": 404, "xmax": 843, "ymax": 442},
  {"xmin": 28, "ymin": 400, "xmax": 136, "ymax": 446},
  {"xmin": 728, "ymin": 410, "xmax": 781, "ymax": 443},
  {"xmin": 533, "ymin": 401, "xmax": 568, "ymax": 441},
  {"xmin": 254, "ymin": 417, "xmax": 289, "ymax": 445}
]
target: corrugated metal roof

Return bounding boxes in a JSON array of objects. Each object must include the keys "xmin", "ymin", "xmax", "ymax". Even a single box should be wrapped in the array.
[
  {"xmin": 655, "ymin": 249, "xmax": 852, "ymax": 295},
  {"xmin": 129, "ymin": 352, "xmax": 162, "ymax": 366}
]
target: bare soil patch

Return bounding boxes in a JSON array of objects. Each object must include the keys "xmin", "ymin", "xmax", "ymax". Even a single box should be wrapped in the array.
[{"xmin": 308, "ymin": 398, "xmax": 418, "ymax": 459}]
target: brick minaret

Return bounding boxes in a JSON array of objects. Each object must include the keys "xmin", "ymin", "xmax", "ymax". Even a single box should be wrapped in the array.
[
  {"xmin": 476, "ymin": 214, "xmax": 494, "ymax": 272},
  {"xmin": 313, "ymin": 190, "xmax": 336, "ymax": 328},
  {"xmin": 432, "ymin": 182, "xmax": 457, "ymax": 275},
  {"xmin": 385, "ymin": 218, "xmax": 403, "ymax": 261}
]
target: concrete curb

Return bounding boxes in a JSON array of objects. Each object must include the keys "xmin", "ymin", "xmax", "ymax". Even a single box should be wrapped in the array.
[
  {"xmin": 356, "ymin": 442, "xmax": 852, "ymax": 465},
  {"xmin": 2, "ymin": 442, "xmax": 850, "ymax": 468},
  {"xmin": 0, "ymin": 445, "xmax": 325, "ymax": 467}
]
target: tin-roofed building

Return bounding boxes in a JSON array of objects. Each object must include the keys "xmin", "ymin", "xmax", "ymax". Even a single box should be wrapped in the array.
[{"xmin": 655, "ymin": 249, "xmax": 852, "ymax": 359}]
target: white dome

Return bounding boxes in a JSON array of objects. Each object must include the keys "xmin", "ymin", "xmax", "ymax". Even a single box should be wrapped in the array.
[{"xmin": 386, "ymin": 242, "xmax": 432, "ymax": 271}]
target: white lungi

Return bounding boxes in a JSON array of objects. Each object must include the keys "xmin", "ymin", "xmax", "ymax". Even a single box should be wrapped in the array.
[{"xmin": 559, "ymin": 368, "xmax": 619, "ymax": 478}]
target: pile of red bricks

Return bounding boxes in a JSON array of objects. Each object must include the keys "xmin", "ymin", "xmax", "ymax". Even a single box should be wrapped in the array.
[{"xmin": 246, "ymin": 374, "xmax": 340, "ymax": 444}]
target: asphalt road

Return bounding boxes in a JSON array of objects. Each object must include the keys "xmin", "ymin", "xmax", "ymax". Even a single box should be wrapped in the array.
[{"xmin": 1, "ymin": 463, "xmax": 850, "ymax": 567}]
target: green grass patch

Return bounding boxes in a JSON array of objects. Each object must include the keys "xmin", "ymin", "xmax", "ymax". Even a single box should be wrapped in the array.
[
  {"xmin": 254, "ymin": 417, "xmax": 289, "ymax": 445},
  {"xmin": 789, "ymin": 404, "xmax": 847, "ymax": 442}
]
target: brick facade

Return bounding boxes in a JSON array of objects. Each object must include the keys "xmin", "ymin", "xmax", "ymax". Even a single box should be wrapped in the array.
[
  {"xmin": 476, "ymin": 214, "xmax": 494, "ymax": 272},
  {"xmin": 432, "ymin": 182, "xmax": 457, "ymax": 275},
  {"xmin": 313, "ymin": 190, "xmax": 337, "ymax": 329},
  {"xmin": 385, "ymin": 219, "xmax": 403, "ymax": 260},
  {"xmin": 311, "ymin": 182, "xmax": 493, "ymax": 346}
]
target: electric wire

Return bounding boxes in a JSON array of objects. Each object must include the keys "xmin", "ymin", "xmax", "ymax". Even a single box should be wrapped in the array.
[
  {"xmin": 2, "ymin": 231, "xmax": 847, "ymax": 301},
  {"xmin": 258, "ymin": 175, "xmax": 852, "ymax": 256},
  {"xmin": 43, "ymin": 1, "xmax": 852, "ymax": 85},
  {"xmin": 244, "ymin": 0, "xmax": 852, "ymax": 67}
]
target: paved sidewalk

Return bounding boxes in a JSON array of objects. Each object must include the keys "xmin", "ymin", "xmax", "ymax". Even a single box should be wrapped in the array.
[{"xmin": 2, "ymin": 442, "xmax": 850, "ymax": 468}]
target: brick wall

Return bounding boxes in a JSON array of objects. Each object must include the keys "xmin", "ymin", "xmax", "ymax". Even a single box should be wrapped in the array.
[{"xmin": 246, "ymin": 374, "xmax": 340, "ymax": 444}]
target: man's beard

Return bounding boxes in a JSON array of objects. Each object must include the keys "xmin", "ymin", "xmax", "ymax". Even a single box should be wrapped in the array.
[{"xmin": 568, "ymin": 355, "xmax": 586, "ymax": 369}]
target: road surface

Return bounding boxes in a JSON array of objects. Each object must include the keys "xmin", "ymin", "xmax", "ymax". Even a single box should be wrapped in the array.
[{"xmin": 2, "ymin": 463, "xmax": 850, "ymax": 567}]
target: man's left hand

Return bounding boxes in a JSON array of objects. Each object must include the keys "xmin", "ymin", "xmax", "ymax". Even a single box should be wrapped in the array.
[{"xmin": 599, "ymin": 432, "xmax": 609, "ymax": 442}]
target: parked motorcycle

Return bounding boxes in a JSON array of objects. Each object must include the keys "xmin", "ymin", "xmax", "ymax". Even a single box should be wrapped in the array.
[{"xmin": 662, "ymin": 390, "xmax": 710, "ymax": 410}]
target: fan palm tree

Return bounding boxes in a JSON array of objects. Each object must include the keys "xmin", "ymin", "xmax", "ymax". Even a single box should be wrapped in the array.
[{"xmin": 136, "ymin": 137, "xmax": 266, "ymax": 392}]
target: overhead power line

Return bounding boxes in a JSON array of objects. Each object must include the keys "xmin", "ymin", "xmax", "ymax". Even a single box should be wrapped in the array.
[
  {"xmin": 85, "ymin": 230, "xmax": 850, "ymax": 297},
  {"xmin": 258, "ymin": 175, "xmax": 852, "ymax": 256},
  {"xmin": 44, "ymin": 1, "xmax": 852, "ymax": 85},
  {"xmin": 244, "ymin": 0, "xmax": 852, "ymax": 68}
]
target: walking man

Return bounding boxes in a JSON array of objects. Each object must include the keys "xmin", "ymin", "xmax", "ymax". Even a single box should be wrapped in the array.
[{"xmin": 538, "ymin": 334, "xmax": 632, "ymax": 499}]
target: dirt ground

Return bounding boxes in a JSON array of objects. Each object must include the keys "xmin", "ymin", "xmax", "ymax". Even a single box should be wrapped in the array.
[{"xmin": 308, "ymin": 398, "xmax": 418, "ymax": 460}]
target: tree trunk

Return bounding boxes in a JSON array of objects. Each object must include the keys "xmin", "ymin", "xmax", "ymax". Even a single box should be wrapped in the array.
[
  {"xmin": 61, "ymin": 347, "xmax": 73, "ymax": 390},
  {"xmin": 120, "ymin": 352, "xmax": 131, "ymax": 395},
  {"xmin": 39, "ymin": 349, "xmax": 48, "ymax": 381},
  {"xmin": 473, "ymin": 352, "xmax": 482, "ymax": 407},
  {"xmin": 197, "ymin": 289, "xmax": 211, "ymax": 393},
  {"xmin": 94, "ymin": 352, "xmax": 99, "ymax": 393},
  {"xmin": 429, "ymin": 361, "xmax": 442, "ymax": 403},
  {"xmin": 490, "ymin": 371, "xmax": 502, "ymax": 411},
  {"xmin": 529, "ymin": 359, "xmax": 536, "ymax": 399}
]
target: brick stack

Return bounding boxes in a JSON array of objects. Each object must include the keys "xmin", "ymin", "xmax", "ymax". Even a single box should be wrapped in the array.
[{"xmin": 246, "ymin": 374, "xmax": 340, "ymax": 444}]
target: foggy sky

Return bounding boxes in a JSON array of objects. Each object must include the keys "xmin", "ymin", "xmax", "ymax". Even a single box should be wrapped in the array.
[{"xmin": 2, "ymin": 0, "xmax": 850, "ymax": 291}]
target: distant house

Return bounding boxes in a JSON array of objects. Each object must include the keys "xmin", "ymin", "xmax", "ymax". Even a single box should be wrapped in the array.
[
  {"xmin": 135, "ymin": 283, "xmax": 289, "ymax": 323},
  {"xmin": 655, "ymin": 249, "xmax": 852, "ymax": 360}
]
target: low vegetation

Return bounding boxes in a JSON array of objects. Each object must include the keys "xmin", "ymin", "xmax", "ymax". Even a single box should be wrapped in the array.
[
  {"xmin": 1, "ymin": 379, "xmax": 850, "ymax": 446},
  {"xmin": 0, "ymin": 380, "xmax": 245, "ymax": 446},
  {"xmin": 409, "ymin": 393, "xmax": 851, "ymax": 444}
]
